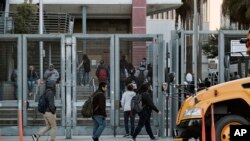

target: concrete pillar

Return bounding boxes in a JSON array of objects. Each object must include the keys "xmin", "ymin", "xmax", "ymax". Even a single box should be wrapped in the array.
[{"xmin": 82, "ymin": 6, "xmax": 87, "ymax": 54}]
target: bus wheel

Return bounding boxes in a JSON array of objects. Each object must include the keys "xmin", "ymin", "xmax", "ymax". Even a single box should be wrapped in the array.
[{"xmin": 215, "ymin": 115, "xmax": 249, "ymax": 141}]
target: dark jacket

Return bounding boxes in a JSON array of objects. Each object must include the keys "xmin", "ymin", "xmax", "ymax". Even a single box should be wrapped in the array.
[
  {"xmin": 27, "ymin": 70, "xmax": 38, "ymax": 81},
  {"xmin": 141, "ymin": 92, "xmax": 159, "ymax": 113},
  {"xmin": 93, "ymin": 89, "xmax": 107, "ymax": 117},
  {"xmin": 45, "ymin": 89, "xmax": 56, "ymax": 114},
  {"xmin": 83, "ymin": 59, "xmax": 91, "ymax": 72}
]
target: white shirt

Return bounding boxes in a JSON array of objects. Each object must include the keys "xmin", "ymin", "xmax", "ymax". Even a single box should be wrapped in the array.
[{"xmin": 121, "ymin": 90, "xmax": 136, "ymax": 112}]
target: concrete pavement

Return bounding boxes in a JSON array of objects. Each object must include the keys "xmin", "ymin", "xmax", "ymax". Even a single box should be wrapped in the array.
[{"xmin": 1, "ymin": 135, "xmax": 174, "ymax": 141}]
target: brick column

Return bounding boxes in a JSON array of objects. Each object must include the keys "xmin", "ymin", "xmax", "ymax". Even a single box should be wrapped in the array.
[{"xmin": 132, "ymin": 0, "xmax": 146, "ymax": 68}]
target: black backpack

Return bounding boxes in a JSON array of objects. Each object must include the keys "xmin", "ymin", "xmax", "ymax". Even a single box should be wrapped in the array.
[
  {"xmin": 137, "ymin": 70, "xmax": 145, "ymax": 87},
  {"xmin": 81, "ymin": 92, "xmax": 101, "ymax": 118},
  {"xmin": 38, "ymin": 90, "xmax": 50, "ymax": 114},
  {"xmin": 131, "ymin": 93, "xmax": 143, "ymax": 114}
]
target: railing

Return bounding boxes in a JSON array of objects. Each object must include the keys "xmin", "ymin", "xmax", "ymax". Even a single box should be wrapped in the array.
[
  {"xmin": 91, "ymin": 78, "xmax": 96, "ymax": 92},
  {"xmin": 0, "ymin": 16, "xmax": 14, "ymax": 34},
  {"xmin": 0, "ymin": 12, "xmax": 74, "ymax": 34}
]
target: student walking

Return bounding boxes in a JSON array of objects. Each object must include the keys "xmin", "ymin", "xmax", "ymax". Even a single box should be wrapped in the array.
[
  {"xmin": 32, "ymin": 81, "xmax": 57, "ymax": 141},
  {"xmin": 77, "ymin": 54, "xmax": 91, "ymax": 86},
  {"xmin": 96, "ymin": 60, "xmax": 109, "ymax": 83},
  {"xmin": 121, "ymin": 84, "xmax": 136, "ymax": 137},
  {"xmin": 130, "ymin": 83, "xmax": 161, "ymax": 141},
  {"xmin": 92, "ymin": 82, "xmax": 108, "ymax": 141}
]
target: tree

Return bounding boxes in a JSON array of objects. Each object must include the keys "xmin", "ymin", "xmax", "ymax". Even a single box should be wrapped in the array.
[
  {"xmin": 175, "ymin": 0, "xmax": 193, "ymax": 29},
  {"xmin": 175, "ymin": 0, "xmax": 204, "ymax": 77},
  {"xmin": 222, "ymin": 0, "xmax": 250, "ymax": 29},
  {"xmin": 14, "ymin": 0, "xmax": 36, "ymax": 33},
  {"xmin": 202, "ymin": 35, "xmax": 218, "ymax": 58},
  {"xmin": 175, "ymin": 0, "xmax": 204, "ymax": 29}
]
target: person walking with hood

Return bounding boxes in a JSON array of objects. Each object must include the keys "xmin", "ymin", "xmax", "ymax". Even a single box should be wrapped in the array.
[
  {"xmin": 32, "ymin": 80, "xmax": 57, "ymax": 141},
  {"xmin": 130, "ymin": 83, "xmax": 161, "ymax": 141}
]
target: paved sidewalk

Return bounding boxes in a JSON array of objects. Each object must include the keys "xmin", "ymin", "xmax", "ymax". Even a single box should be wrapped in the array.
[{"xmin": 1, "ymin": 135, "xmax": 174, "ymax": 141}]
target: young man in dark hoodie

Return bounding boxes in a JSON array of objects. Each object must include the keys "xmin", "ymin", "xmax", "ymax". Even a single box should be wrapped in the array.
[
  {"xmin": 131, "ymin": 83, "xmax": 161, "ymax": 141},
  {"xmin": 92, "ymin": 82, "xmax": 108, "ymax": 141},
  {"xmin": 32, "ymin": 80, "xmax": 57, "ymax": 141}
]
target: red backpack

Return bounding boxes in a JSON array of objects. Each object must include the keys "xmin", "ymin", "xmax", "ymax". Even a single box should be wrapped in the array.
[{"xmin": 98, "ymin": 68, "xmax": 107, "ymax": 81}]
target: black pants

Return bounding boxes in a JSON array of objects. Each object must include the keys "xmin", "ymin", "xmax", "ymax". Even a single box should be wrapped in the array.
[
  {"xmin": 124, "ymin": 111, "xmax": 135, "ymax": 135},
  {"xmin": 132, "ymin": 110, "xmax": 155, "ymax": 139}
]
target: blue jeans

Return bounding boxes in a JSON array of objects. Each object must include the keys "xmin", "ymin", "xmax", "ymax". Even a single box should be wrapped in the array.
[
  {"xmin": 28, "ymin": 80, "xmax": 36, "ymax": 92},
  {"xmin": 82, "ymin": 71, "xmax": 90, "ymax": 85},
  {"xmin": 124, "ymin": 111, "xmax": 135, "ymax": 135},
  {"xmin": 92, "ymin": 115, "xmax": 106, "ymax": 139},
  {"xmin": 132, "ymin": 110, "xmax": 155, "ymax": 139}
]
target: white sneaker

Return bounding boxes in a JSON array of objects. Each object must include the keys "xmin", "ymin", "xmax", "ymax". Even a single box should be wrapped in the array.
[{"xmin": 32, "ymin": 134, "xmax": 38, "ymax": 141}]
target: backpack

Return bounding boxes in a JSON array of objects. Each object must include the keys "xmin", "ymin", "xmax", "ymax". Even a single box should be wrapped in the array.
[
  {"xmin": 98, "ymin": 67, "xmax": 107, "ymax": 81},
  {"xmin": 38, "ymin": 90, "xmax": 50, "ymax": 114},
  {"xmin": 137, "ymin": 70, "xmax": 145, "ymax": 87},
  {"xmin": 131, "ymin": 93, "xmax": 143, "ymax": 114},
  {"xmin": 81, "ymin": 92, "xmax": 100, "ymax": 118}
]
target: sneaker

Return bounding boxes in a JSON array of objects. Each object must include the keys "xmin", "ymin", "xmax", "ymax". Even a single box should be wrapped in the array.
[
  {"xmin": 151, "ymin": 137, "xmax": 159, "ymax": 140},
  {"xmin": 123, "ymin": 134, "xmax": 129, "ymax": 137},
  {"xmin": 91, "ymin": 137, "xmax": 98, "ymax": 141},
  {"xmin": 32, "ymin": 134, "xmax": 38, "ymax": 141},
  {"xmin": 130, "ymin": 138, "xmax": 136, "ymax": 141}
]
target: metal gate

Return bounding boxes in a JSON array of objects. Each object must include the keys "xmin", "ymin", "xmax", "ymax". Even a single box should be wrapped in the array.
[
  {"xmin": 0, "ymin": 34, "xmax": 167, "ymax": 138},
  {"xmin": 169, "ymin": 29, "xmax": 249, "ymax": 136}
]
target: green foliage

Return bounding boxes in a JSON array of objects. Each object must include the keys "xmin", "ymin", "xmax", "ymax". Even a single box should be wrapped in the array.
[
  {"xmin": 202, "ymin": 35, "xmax": 218, "ymax": 58},
  {"xmin": 14, "ymin": 1, "xmax": 36, "ymax": 33},
  {"xmin": 175, "ymin": 0, "xmax": 193, "ymax": 23},
  {"xmin": 222, "ymin": 0, "xmax": 250, "ymax": 29}
]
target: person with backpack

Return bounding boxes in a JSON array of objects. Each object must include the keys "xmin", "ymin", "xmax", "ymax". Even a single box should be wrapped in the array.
[
  {"xmin": 92, "ymin": 82, "xmax": 108, "ymax": 141},
  {"xmin": 96, "ymin": 60, "xmax": 109, "ymax": 83},
  {"xmin": 32, "ymin": 80, "xmax": 57, "ymax": 141},
  {"xmin": 130, "ymin": 83, "xmax": 161, "ymax": 141},
  {"xmin": 121, "ymin": 84, "xmax": 136, "ymax": 137},
  {"xmin": 137, "ymin": 67, "xmax": 146, "ymax": 89},
  {"xmin": 77, "ymin": 54, "xmax": 91, "ymax": 86}
]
